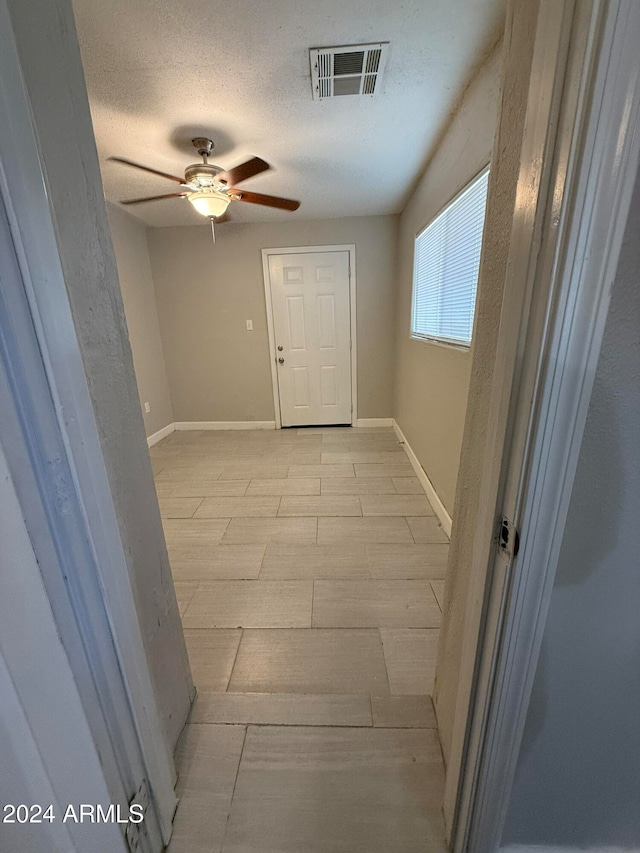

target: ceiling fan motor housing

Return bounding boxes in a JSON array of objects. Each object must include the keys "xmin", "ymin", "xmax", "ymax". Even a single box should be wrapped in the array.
[{"xmin": 184, "ymin": 162, "xmax": 225, "ymax": 188}]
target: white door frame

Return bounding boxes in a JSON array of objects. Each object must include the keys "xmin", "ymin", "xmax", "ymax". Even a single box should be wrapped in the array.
[
  {"xmin": 453, "ymin": 0, "xmax": 640, "ymax": 849},
  {"xmin": 261, "ymin": 245, "xmax": 358, "ymax": 428},
  {"xmin": 0, "ymin": 2, "xmax": 177, "ymax": 848}
]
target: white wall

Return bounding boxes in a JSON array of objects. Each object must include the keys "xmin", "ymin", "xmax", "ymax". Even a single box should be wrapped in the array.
[
  {"xmin": 501, "ymin": 168, "xmax": 640, "ymax": 849},
  {"xmin": 147, "ymin": 215, "xmax": 398, "ymax": 423},
  {"xmin": 107, "ymin": 202, "xmax": 174, "ymax": 436},
  {"xmin": 0, "ymin": 442, "xmax": 124, "ymax": 853},
  {"xmin": 7, "ymin": 0, "xmax": 192, "ymax": 750},
  {"xmin": 393, "ymin": 44, "xmax": 502, "ymax": 515}
]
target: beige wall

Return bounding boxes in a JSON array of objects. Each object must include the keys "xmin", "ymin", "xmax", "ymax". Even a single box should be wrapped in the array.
[
  {"xmin": 393, "ymin": 45, "xmax": 502, "ymax": 515},
  {"xmin": 147, "ymin": 215, "xmax": 398, "ymax": 423},
  {"xmin": 107, "ymin": 203, "xmax": 174, "ymax": 437},
  {"xmin": 8, "ymin": 0, "xmax": 193, "ymax": 751}
]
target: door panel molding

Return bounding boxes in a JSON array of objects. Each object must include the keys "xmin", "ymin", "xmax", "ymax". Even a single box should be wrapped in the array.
[{"xmin": 262, "ymin": 245, "xmax": 357, "ymax": 428}]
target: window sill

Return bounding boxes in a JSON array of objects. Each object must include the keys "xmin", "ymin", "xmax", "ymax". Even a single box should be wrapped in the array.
[{"xmin": 409, "ymin": 334, "xmax": 471, "ymax": 353}]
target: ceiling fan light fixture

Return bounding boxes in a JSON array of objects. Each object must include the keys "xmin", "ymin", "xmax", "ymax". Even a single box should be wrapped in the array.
[{"xmin": 188, "ymin": 190, "xmax": 230, "ymax": 218}]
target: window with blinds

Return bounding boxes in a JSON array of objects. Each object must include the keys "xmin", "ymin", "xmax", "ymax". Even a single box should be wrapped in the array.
[{"xmin": 411, "ymin": 168, "xmax": 489, "ymax": 347}]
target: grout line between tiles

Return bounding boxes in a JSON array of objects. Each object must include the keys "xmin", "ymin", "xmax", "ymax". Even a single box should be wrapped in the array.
[
  {"xmin": 190, "ymin": 497, "xmax": 206, "ymax": 518},
  {"xmin": 378, "ymin": 628, "xmax": 392, "ymax": 695},
  {"xmin": 179, "ymin": 582, "xmax": 200, "ymax": 617},
  {"xmin": 225, "ymin": 628, "xmax": 244, "ymax": 692},
  {"xmin": 220, "ymin": 723, "xmax": 248, "ymax": 852}
]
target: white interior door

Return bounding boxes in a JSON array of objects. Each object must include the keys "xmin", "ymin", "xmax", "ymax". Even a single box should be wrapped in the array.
[{"xmin": 268, "ymin": 251, "xmax": 352, "ymax": 426}]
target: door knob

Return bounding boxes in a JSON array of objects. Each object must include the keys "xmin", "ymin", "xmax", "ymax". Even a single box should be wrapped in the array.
[
  {"xmin": 277, "ymin": 345, "xmax": 284, "ymax": 351},
  {"xmin": 278, "ymin": 357, "xmax": 285, "ymax": 364}
]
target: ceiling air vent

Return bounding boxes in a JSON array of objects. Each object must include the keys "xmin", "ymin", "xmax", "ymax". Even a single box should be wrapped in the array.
[{"xmin": 310, "ymin": 43, "xmax": 389, "ymax": 100}]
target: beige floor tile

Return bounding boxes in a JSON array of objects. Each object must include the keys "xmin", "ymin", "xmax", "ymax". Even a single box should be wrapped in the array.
[
  {"xmin": 371, "ymin": 695, "xmax": 437, "ymax": 728},
  {"xmin": 191, "ymin": 692, "xmax": 372, "ymax": 727},
  {"xmin": 163, "ymin": 518, "xmax": 231, "ymax": 546},
  {"xmin": 194, "ymin": 496, "xmax": 280, "ymax": 518},
  {"xmin": 288, "ymin": 463, "xmax": 355, "ymax": 478},
  {"xmin": 380, "ymin": 629, "xmax": 440, "ymax": 695},
  {"xmin": 171, "ymin": 479, "xmax": 249, "ymax": 498},
  {"xmin": 360, "ymin": 494, "xmax": 435, "ymax": 517},
  {"xmin": 313, "ymin": 439, "xmax": 357, "ymax": 452},
  {"xmin": 158, "ymin": 497, "xmax": 204, "ymax": 518},
  {"xmin": 182, "ymin": 581, "xmax": 313, "ymax": 628},
  {"xmin": 168, "ymin": 723, "xmax": 246, "ymax": 853},
  {"xmin": 149, "ymin": 445, "xmax": 194, "ymax": 459},
  {"xmin": 392, "ymin": 477, "xmax": 425, "ymax": 494},
  {"xmin": 154, "ymin": 481, "xmax": 176, "ymax": 498},
  {"xmin": 184, "ymin": 629, "xmax": 242, "ymax": 691},
  {"xmin": 354, "ymin": 462, "xmax": 415, "ymax": 477},
  {"xmin": 229, "ymin": 629, "xmax": 389, "ymax": 694},
  {"xmin": 278, "ymin": 495, "xmax": 362, "ymax": 516},
  {"xmin": 320, "ymin": 476, "xmax": 397, "ymax": 494},
  {"xmin": 317, "ymin": 516, "xmax": 412, "ymax": 544},
  {"xmin": 174, "ymin": 581, "xmax": 199, "ymax": 616},
  {"xmin": 313, "ymin": 580, "xmax": 441, "ymax": 628},
  {"xmin": 168, "ymin": 544, "xmax": 265, "ymax": 581},
  {"xmin": 431, "ymin": 580, "xmax": 445, "ymax": 611},
  {"xmin": 222, "ymin": 726, "xmax": 446, "ymax": 853},
  {"xmin": 218, "ymin": 453, "xmax": 270, "ymax": 464},
  {"xmin": 246, "ymin": 478, "xmax": 320, "ymax": 495},
  {"xmin": 407, "ymin": 516, "xmax": 449, "ymax": 543},
  {"xmin": 318, "ymin": 427, "xmax": 394, "ymax": 440},
  {"xmin": 325, "ymin": 427, "xmax": 394, "ymax": 436},
  {"xmin": 155, "ymin": 457, "xmax": 213, "ymax": 471},
  {"xmin": 367, "ymin": 544, "xmax": 450, "ymax": 579},
  {"xmin": 260, "ymin": 543, "xmax": 370, "ymax": 579},
  {"xmin": 151, "ymin": 458, "xmax": 166, "ymax": 475},
  {"xmin": 273, "ymin": 450, "xmax": 323, "ymax": 465},
  {"xmin": 321, "ymin": 450, "xmax": 406, "ymax": 464},
  {"xmin": 222, "ymin": 517, "xmax": 317, "ymax": 544},
  {"xmin": 219, "ymin": 464, "xmax": 289, "ymax": 480}
]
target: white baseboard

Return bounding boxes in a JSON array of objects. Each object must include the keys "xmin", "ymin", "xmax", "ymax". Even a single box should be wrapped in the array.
[
  {"xmin": 356, "ymin": 418, "xmax": 394, "ymax": 427},
  {"xmin": 392, "ymin": 419, "xmax": 453, "ymax": 537},
  {"xmin": 147, "ymin": 422, "xmax": 175, "ymax": 447},
  {"xmin": 173, "ymin": 421, "xmax": 276, "ymax": 431}
]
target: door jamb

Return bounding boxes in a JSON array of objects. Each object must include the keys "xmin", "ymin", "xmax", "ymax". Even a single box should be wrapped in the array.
[
  {"xmin": 453, "ymin": 0, "xmax": 640, "ymax": 848},
  {"xmin": 0, "ymin": 2, "xmax": 177, "ymax": 845},
  {"xmin": 261, "ymin": 244, "xmax": 357, "ymax": 428}
]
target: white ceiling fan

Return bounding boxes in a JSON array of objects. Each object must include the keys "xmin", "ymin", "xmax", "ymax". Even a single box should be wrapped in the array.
[{"xmin": 110, "ymin": 137, "xmax": 300, "ymax": 224}]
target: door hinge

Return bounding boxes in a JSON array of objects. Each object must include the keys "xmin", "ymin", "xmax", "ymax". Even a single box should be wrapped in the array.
[
  {"xmin": 497, "ymin": 515, "xmax": 520, "ymax": 558},
  {"xmin": 348, "ymin": 267, "xmax": 351, "ymax": 278},
  {"xmin": 349, "ymin": 339, "xmax": 352, "ymax": 351},
  {"xmin": 125, "ymin": 779, "xmax": 150, "ymax": 852}
]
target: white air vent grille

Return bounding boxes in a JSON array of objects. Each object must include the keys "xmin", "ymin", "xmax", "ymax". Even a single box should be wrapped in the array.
[{"xmin": 310, "ymin": 43, "xmax": 389, "ymax": 100}]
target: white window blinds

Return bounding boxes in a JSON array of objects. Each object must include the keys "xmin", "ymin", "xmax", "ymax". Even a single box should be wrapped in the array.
[{"xmin": 411, "ymin": 169, "xmax": 489, "ymax": 346}]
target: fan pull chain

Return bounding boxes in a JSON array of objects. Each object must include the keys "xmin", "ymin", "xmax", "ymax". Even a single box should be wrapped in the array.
[{"xmin": 210, "ymin": 217, "xmax": 216, "ymax": 245}]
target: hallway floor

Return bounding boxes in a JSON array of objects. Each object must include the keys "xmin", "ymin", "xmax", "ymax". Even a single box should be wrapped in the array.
[{"xmin": 151, "ymin": 426, "xmax": 449, "ymax": 852}]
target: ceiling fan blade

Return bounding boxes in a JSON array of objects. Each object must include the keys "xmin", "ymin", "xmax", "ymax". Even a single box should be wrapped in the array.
[
  {"xmin": 121, "ymin": 192, "xmax": 187, "ymax": 205},
  {"xmin": 230, "ymin": 190, "xmax": 300, "ymax": 211},
  {"xmin": 109, "ymin": 156, "xmax": 185, "ymax": 185},
  {"xmin": 216, "ymin": 157, "xmax": 270, "ymax": 186}
]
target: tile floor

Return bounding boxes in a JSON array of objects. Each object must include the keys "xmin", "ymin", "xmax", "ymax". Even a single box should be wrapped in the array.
[{"xmin": 151, "ymin": 426, "xmax": 449, "ymax": 852}]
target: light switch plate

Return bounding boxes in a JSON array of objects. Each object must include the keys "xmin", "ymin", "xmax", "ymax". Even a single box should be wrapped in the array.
[{"xmin": 246, "ymin": 320, "xmax": 253, "ymax": 331}]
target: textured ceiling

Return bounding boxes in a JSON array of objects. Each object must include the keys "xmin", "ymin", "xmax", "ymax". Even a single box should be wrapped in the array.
[{"xmin": 72, "ymin": 0, "xmax": 505, "ymax": 227}]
